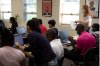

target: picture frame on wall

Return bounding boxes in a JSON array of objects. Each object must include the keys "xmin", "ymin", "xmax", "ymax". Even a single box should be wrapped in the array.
[
  {"xmin": 42, "ymin": 1, "xmax": 52, "ymax": 17},
  {"xmin": 85, "ymin": 0, "xmax": 99, "ymax": 18}
]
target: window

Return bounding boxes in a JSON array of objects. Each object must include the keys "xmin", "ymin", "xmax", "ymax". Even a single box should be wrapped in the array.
[
  {"xmin": 1, "ymin": 0, "xmax": 11, "ymax": 19},
  {"xmin": 24, "ymin": 0, "xmax": 37, "ymax": 21},
  {"xmin": 60, "ymin": 0, "xmax": 80, "ymax": 24}
]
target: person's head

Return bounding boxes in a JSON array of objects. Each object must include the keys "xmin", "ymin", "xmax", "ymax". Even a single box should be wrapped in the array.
[
  {"xmin": 45, "ymin": 7, "xmax": 49, "ymax": 13},
  {"xmin": 48, "ymin": 20, "xmax": 56, "ymax": 28},
  {"xmin": 90, "ymin": 1, "xmax": 94, "ymax": 7},
  {"xmin": 75, "ymin": 23, "xmax": 85, "ymax": 35},
  {"xmin": 38, "ymin": 19, "xmax": 42, "ymax": 24},
  {"xmin": 82, "ymin": 5, "xmax": 93, "ymax": 18},
  {"xmin": 1, "ymin": 28, "xmax": 14, "ymax": 47},
  {"xmin": 45, "ymin": 29, "xmax": 56, "ymax": 42},
  {"xmin": 10, "ymin": 17, "xmax": 16, "ymax": 23},
  {"xmin": 27, "ymin": 18, "xmax": 41, "ymax": 33},
  {"xmin": 92, "ymin": 23, "xmax": 99, "ymax": 32}
]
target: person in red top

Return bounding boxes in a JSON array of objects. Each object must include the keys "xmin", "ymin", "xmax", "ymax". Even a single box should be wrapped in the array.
[{"xmin": 38, "ymin": 19, "xmax": 47, "ymax": 35}]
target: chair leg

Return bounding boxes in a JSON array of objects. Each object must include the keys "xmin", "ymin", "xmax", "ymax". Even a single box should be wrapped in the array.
[
  {"xmin": 90, "ymin": 62, "xmax": 93, "ymax": 66},
  {"xmin": 95, "ymin": 57, "xmax": 100, "ymax": 66}
]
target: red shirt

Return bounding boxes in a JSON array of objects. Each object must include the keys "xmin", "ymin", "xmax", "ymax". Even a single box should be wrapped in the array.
[
  {"xmin": 40, "ymin": 25, "xmax": 47, "ymax": 35},
  {"xmin": 76, "ymin": 31, "xmax": 96, "ymax": 56}
]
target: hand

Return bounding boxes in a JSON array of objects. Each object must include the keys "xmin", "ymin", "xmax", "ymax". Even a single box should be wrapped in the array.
[
  {"xmin": 68, "ymin": 36, "xmax": 74, "ymax": 45},
  {"xmin": 75, "ymin": 20, "xmax": 80, "ymax": 23},
  {"xmin": 15, "ymin": 42, "xmax": 19, "ymax": 47},
  {"xmin": 73, "ymin": 39, "xmax": 76, "ymax": 44},
  {"xmin": 24, "ymin": 44, "xmax": 30, "ymax": 47}
]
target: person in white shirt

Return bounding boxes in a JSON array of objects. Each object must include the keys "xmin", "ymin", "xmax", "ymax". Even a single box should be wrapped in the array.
[
  {"xmin": 0, "ymin": 28, "xmax": 26, "ymax": 66},
  {"xmin": 45, "ymin": 29, "xmax": 64, "ymax": 66},
  {"xmin": 75, "ymin": 5, "xmax": 93, "ymax": 33}
]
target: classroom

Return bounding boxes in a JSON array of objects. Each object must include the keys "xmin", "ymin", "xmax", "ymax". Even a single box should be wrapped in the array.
[{"xmin": 0, "ymin": 0, "xmax": 99, "ymax": 66}]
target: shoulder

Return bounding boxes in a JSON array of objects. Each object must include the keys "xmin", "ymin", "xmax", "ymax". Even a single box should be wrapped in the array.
[
  {"xmin": 27, "ymin": 31, "xmax": 47, "ymax": 41},
  {"xmin": 28, "ymin": 31, "xmax": 40, "ymax": 36},
  {"xmin": 53, "ymin": 28, "xmax": 58, "ymax": 30},
  {"xmin": 50, "ymin": 39, "xmax": 61, "ymax": 46},
  {"xmin": 92, "ymin": 31, "xmax": 99, "ymax": 37},
  {"xmin": 43, "ymin": 26, "xmax": 47, "ymax": 29}
]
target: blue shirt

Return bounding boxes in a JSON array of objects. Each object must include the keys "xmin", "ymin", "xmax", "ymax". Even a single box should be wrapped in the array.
[
  {"xmin": 24, "ymin": 31, "xmax": 56, "ymax": 65},
  {"xmin": 53, "ymin": 28, "xmax": 58, "ymax": 37}
]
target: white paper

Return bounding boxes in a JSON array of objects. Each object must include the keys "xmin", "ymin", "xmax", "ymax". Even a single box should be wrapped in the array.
[{"xmin": 70, "ymin": 21, "xmax": 77, "ymax": 29}]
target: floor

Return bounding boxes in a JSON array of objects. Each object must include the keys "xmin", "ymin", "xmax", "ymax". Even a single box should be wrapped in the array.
[
  {"xmin": 26, "ymin": 57, "xmax": 99, "ymax": 66},
  {"xmin": 63, "ymin": 58, "xmax": 99, "ymax": 66},
  {"xmin": 62, "ymin": 46, "xmax": 99, "ymax": 66}
]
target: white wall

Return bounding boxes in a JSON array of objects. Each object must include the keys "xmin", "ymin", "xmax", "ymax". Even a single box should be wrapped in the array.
[{"xmin": 1, "ymin": 0, "xmax": 99, "ymax": 36}]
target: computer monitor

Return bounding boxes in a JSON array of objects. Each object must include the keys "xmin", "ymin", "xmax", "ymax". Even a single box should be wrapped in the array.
[
  {"xmin": 16, "ymin": 27, "xmax": 26, "ymax": 35},
  {"xmin": 13, "ymin": 35, "xmax": 24, "ymax": 48}
]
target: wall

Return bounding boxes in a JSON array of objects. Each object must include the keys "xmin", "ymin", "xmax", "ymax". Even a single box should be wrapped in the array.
[{"xmin": 1, "ymin": 0, "xmax": 99, "ymax": 36}]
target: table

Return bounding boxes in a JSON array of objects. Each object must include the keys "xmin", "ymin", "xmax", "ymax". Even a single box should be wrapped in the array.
[{"xmin": 57, "ymin": 36, "xmax": 78, "ymax": 50}]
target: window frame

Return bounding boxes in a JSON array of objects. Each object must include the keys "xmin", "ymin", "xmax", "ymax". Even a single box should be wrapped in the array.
[
  {"xmin": 23, "ymin": 0, "xmax": 37, "ymax": 22},
  {"xmin": 1, "ymin": 0, "xmax": 11, "ymax": 20},
  {"xmin": 60, "ymin": 1, "xmax": 80, "ymax": 25}
]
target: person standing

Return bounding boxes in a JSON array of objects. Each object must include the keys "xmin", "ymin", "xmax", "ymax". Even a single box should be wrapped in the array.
[
  {"xmin": 9, "ymin": 17, "xmax": 18, "ymax": 34},
  {"xmin": 75, "ymin": 5, "xmax": 93, "ymax": 33}
]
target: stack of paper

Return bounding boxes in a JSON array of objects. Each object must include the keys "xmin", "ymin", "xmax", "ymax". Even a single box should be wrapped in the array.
[{"xmin": 70, "ymin": 21, "xmax": 77, "ymax": 29}]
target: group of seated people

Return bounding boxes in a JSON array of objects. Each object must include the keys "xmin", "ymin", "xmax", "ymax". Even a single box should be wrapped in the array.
[{"xmin": 0, "ymin": 17, "xmax": 99, "ymax": 66}]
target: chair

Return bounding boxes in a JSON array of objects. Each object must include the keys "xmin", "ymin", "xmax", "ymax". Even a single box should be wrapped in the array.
[
  {"xmin": 95, "ymin": 45, "xmax": 99, "ymax": 61},
  {"xmin": 59, "ymin": 30, "xmax": 71, "ymax": 45},
  {"xmin": 71, "ymin": 47, "xmax": 96, "ymax": 66},
  {"xmin": 0, "ymin": 20, "xmax": 5, "ymax": 29}
]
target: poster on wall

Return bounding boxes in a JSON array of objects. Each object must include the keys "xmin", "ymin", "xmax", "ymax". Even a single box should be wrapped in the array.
[
  {"xmin": 85, "ymin": 0, "xmax": 99, "ymax": 18},
  {"xmin": 42, "ymin": 1, "xmax": 52, "ymax": 17}
]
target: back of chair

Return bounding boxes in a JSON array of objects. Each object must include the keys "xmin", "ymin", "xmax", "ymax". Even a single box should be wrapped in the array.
[
  {"xmin": 95, "ymin": 45, "xmax": 99, "ymax": 55},
  {"xmin": 84, "ymin": 47, "xmax": 96, "ymax": 62},
  {"xmin": 59, "ymin": 30, "xmax": 68, "ymax": 43}
]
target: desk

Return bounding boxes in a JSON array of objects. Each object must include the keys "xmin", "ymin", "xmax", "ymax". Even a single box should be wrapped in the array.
[{"xmin": 57, "ymin": 36, "xmax": 78, "ymax": 50}]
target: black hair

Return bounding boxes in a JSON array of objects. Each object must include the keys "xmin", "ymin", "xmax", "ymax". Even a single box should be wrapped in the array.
[
  {"xmin": 10, "ymin": 17, "xmax": 17, "ymax": 23},
  {"xmin": 38, "ymin": 19, "xmax": 42, "ymax": 24},
  {"xmin": 93, "ymin": 23, "xmax": 99, "ymax": 31},
  {"xmin": 27, "ymin": 18, "xmax": 41, "ymax": 33},
  {"xmin": 45, "ymin": 29, "xmax": 56, "ymax": 39},
  {"xmin": 76, "ymin": 23, "xmax": 85, "ymax": 31},
  {"xmin": 1, "ymin": 28, "xmax": 14, "ymax": 46},
  {"xmin": 48, "ymin": 20, "xmax": 56, "ymax": 26}
]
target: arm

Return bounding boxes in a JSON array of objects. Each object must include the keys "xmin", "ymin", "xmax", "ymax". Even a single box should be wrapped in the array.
[
  {"xmin": 15, "ymin": 42, "xmax": 25, "ymax": 51},
  {"xmin": 75, "ymin": 20, "xmax": 89, "ymax": 26},
  {"xmin": 21, "ymin": 50, "xmax": 35, "ymax": 63},
  {"xmin": 68, "ymin": 36, "xmax": 82, "ymax": 54},
  {"xmin": 15, "ymin": 42, "xmax": 35, "ymax": 63}
]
